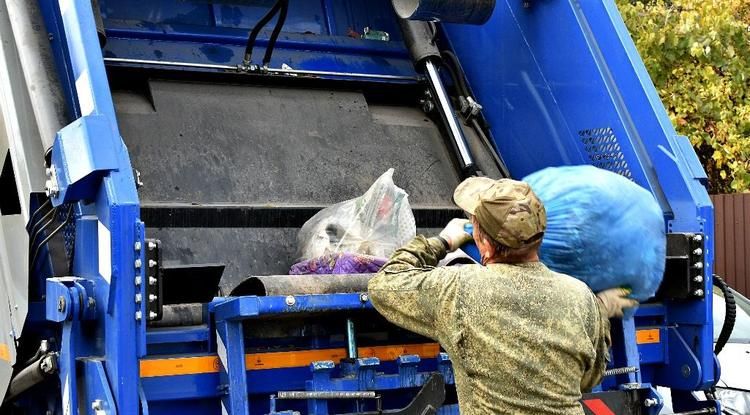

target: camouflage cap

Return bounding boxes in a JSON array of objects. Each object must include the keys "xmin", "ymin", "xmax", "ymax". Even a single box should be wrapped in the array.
[{"xmin": 453, "ymin": 177, "xmax": 546, "ymax": 249}]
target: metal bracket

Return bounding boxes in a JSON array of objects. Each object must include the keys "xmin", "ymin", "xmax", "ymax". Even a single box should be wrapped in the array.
[
  {"xmin": 144, "ymin": 239, "xmax": 162, "ymax": 321},
  {"xmin": 658, "ymin": 233, "xmax": 706, "ymax": 299},
  {"xmin": 48, "ymin": 115, "xmax": 118, "ymax": 206},
  {"xmin": 46, "ymin": 277, "xmax": 97, "ymax": 415},
  {"xmin": 270, "ymin": 373, "xmax": 446, "ymax": 415}
]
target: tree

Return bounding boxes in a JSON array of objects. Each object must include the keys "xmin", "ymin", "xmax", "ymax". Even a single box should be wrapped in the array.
[{"xmin": 617, "ymin": 0, "xmax": 750, "ymax": 193}]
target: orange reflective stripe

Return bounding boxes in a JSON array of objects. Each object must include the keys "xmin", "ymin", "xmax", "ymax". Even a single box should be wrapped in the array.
[
  {"xmin": 0, "ymin": 343, "xmax": 9, "ymax": 362},
  {"xmin": 140, "ymin": 355, "xmax": 219, "ymax": 377},
  {"xmin": 140, "ymin": 343, "xmax": 440, "ymax": 378},
  {"xmin": 636, "ymin": 329, "xmax": 660, "ymax": 344}
]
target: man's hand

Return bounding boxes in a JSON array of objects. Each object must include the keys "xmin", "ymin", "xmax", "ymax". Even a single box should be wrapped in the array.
[
  {"xmin": 439, "ymin": 218, "xmax": 473, "ymax": 252},
  {"xmin": 596, "ymin": 288, "xmax": 639, "ymax": 318}
]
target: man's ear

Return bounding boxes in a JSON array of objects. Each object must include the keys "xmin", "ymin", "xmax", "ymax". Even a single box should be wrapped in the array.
[{"xmin": 485, "ymin": 242, "xmax": 496, "ymax": 259}]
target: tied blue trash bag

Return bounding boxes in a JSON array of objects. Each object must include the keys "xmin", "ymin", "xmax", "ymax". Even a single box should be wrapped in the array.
[{"xmin": 523, "ymin": 165, "xmax": 666, "ymax": 302}]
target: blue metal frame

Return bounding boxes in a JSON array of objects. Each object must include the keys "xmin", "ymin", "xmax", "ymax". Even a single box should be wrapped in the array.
[
  {"xmin": 26, "ymin": 0, "xmax": 717, "ymax": 413},
  {"xmin": 445, "ymin": 0, "xmax": 715, "ymax": 393}
]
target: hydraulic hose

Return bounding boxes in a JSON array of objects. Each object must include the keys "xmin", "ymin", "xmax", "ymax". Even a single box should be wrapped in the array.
[
  {"xmin": 243, "ymin": 0, "xmax": 283, "ymax": 66},
  {"xmin": 263, "ymin": 0, "xmax": 289, "ymax": 66},
  {"xmin": 712, "ymin": 275, "xmax": 735, "ymax": 355}
]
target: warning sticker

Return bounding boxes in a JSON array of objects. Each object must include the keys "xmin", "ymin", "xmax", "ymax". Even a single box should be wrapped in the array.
[{"xmin": 636, "ymin": 329, "xmax": 660, "ymax": 344}]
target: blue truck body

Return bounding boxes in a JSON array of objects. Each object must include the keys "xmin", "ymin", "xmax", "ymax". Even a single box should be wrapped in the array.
[{"xmin": 3, "ymin": 0, "xmax": 717, "ymax": 413}]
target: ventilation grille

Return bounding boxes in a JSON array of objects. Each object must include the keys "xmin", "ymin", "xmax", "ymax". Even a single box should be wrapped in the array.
[{"xmin": 579, "ymin": 127, "xmax": 632, "ymax": 179}]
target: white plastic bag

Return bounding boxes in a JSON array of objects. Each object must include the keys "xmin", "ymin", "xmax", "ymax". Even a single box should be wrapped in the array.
[{"xmin": 297, "ymin": 169, "xmax": 416, "ymax": 260}]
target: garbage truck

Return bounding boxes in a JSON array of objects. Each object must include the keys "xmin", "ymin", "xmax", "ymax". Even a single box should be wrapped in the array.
[{"xmin": 0, "ymin": 0, "xmax": 721, "ymax": 413}]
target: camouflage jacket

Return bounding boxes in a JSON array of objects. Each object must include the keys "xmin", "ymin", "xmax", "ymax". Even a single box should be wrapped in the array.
[{"xmin": 368, "ymin": 236, "xmax": 611, "ymax": 415}]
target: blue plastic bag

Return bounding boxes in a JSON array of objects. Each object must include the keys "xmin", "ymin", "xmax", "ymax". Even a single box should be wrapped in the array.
[{"xmin": 523, "ymin": 165, "xmax": 666, "ymax": 301}]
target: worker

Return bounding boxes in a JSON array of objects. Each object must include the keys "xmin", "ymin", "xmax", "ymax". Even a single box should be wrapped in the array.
[{"xmin": 368, "ymin": 177, "xmax": 638, "ymax": 414}]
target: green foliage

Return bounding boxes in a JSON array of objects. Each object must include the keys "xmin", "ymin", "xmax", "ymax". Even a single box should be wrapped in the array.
[{"xmin": 617, "ymin": 0, "xmax": 750, "ymax": 193}]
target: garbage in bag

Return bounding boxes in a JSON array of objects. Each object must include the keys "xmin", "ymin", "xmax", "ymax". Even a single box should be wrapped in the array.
[
  {"xmin": 290, "ymin": 253, "xmax": 388, "ymax": 275},
  {"xmin": 295, "ymin": 168, "xmax": 416, "ymax": 265},
  {"xmin": 523, "ymin": 165, "xmax": 666, "ymax": 301}
]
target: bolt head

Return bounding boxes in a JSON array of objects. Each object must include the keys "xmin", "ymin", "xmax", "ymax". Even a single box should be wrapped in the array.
[
  {"xmin": 135, "ymin": 293, "xmax": 142, "ymax": 303},
  {"xmin": 148, "ymin": 241, "xmax": 157, "ymax": 250},
  {"xmin": 693, "ymin": 234, "xmax": 703, "ymax": 242},
  {"xmin": 135, "ymin": 311, "xmax": 142, "ymax": 321},
  {"xmin": 681, "ymin": 364, "xmax": 691, "ymax": 377},
  {"xmin": 88, "ymin": 297, "xmax": 96, "ymax": 309},
  {"xmin": 149, "ymin": 276, "xmax": 157, "ymax": 286},
  {"xmin": 149, "ymin": 294, "xmax": 158, "ymax": 302},
  {"xmin": 134, "ymin": 276, "xmax": 142, "ymax": 286},
  {"xmin": 134, "ymin": 241, "xmax": 142, "ymax": 251},
  {"xmin": 693, "ymin": 262, "xmax": 703, "ymax": 269},
  {"xmin": 149, "ymin": 311, "xmax": 157, "ymax": 320},
  {"xmin": 134, "ymin": 258, "xmax": 142, "ymax": 268},
  {"xmin": 694, "ymin": 289, "xmax": 704, "ymax": 297},
  {"xmin": 148, "ymin": 259, "xmax": 157, "ymax": 268},
  {"xmin": 57, "ymin": 296, "xmax": 66, "ymax": 313},
  {"xmin": 359, "ymin": 293, "xmax": 369, "ymax": 303},
  {"xmin": 285, "ymin": 295, "xmax": 296, "ymax": 306},
  {"xmin": 693, "ymin": 275, "xmax": 704, "ymax": 283},
  {"xmin": 91, "ymin": 400, "xmax": 103, "ymax": 410},
  {"xmin": 644, "ymin": 398, "xmax": 658, "ymax": 407}
]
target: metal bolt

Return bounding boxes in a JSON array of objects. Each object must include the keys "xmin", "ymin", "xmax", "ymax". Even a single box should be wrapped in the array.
[
  {"xmin": 148, "ymin": 294, "xmax": 158, "ymax": 303},
  {"xmin": 693, "ymin": 262, "xmax": 703, "ymax": 269},
  {"xmin": 644, "ymin": 398, "xmax": 658, "ymax": 407},
  {"xmin": 135, "ymin": 311, "xmax": 142, "ymax": 321},
  {"xmin": 148, "ymin": 241, "xmax": 157, "ymax": 250},
  {"xmin": 57, "ymin": 296, "xmax": 66, "ymax": 313},
  {"xmin": 693, "ymin": 248, "xmax": 703, "ymax": 256},
  {"xmin": 693, "ymin": 234, "xmax": 703, "ymax": 242},
  {"xmin": 681, "ymin": 364, "xmax": 691, "ymax": 378},
  {"xmin": 88, "ymin": 298, "xmax": 96, "ymax": 309},
  {"xmin": 694, "ymin": 289, "xmax": 704, "ymax": 297},
  {"xmin": 148, "ymin": 259, "xmax": 157, "ymax": 268},
  {"xmin": 134, "ymin": 258, "xmax": 142, "ymax": 268},
  {"xmin": 40, "ymin": 340, "xmax": 49, "ymax": 352},
  {"xmin": 135, "ymin": 294, "xmax": 142, "ymax": 303},
  {"xmin": 285, "ymin": 295, "xmax": 296, "ymax": 306},
  {"xmin": 134, "ymin": 241, "xmax": 142, "ymax": 251},
  {"xmin": 420, "ymin": 99, "xmax": 435, "ymax": 113},
  {"xmin": 134, "ymin": 276, "xmax": 142, "ymax": 286},
  {"xmin": 148, "ymin": 277, "xmax": 157, "ymax": 286},
  {"xmin": 149, "ymin": 311, "xmax": 157, "ymax": 320},
  {"xmin": 621, "ymin": 382, "xmax": 640, "ymax": 390},
  {"xmin": 359, "ymin": 293, "xmax": 369, "ymax": 303},
  {"xmin": 91, "ymin": 399, "xmax": 103, "ymax": 411},
  {"xmin": 693, "ymin": 275, "xmax": 704, "ymax": 283}
]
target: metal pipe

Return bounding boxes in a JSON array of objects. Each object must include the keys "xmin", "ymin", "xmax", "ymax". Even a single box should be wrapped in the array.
[
  {"xmin": 423, "ymin": 59, "xmax": 475, "ymax": 173},
  {"xmin": 147, "ymin": 303, "xmax": 204, "ymax": 327},
  {"xmin": 102, "ymin": 57, "xmax": 421, "ymax": 81},
  {"xmin": 231, "ymin": 274, "xmax": 374, "ymax": 297},
  {"xmin": 346, "ymin": 318, "xmax": 358, "ymax": 359},
  {"xmin": 277, "ymin": 391, "xmax": 377, "ymax": 400}
]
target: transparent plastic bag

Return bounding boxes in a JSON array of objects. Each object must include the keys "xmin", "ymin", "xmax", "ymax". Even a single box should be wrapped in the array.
[
  {"xmin": 523, "ymin": 165, "xmax": 666, "ymax": 301},
  {"xmin": 296, "ymin": 169, "xmax": 416, "ymax": 261}
]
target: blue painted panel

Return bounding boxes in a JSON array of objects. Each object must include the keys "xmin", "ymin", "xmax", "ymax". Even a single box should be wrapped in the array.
[
  {"xmin": 99, "ymin": 0, "xmax": 214, "ymax": 26},
  {"xmin": 213, "ymin": 1, "xmax": 327, "ymax": 35}
]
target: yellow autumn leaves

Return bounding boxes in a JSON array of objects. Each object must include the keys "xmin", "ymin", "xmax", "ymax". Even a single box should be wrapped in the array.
[{"xmin": 617, "ymin": 0, "xmax": 750, "ymax": 192}]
